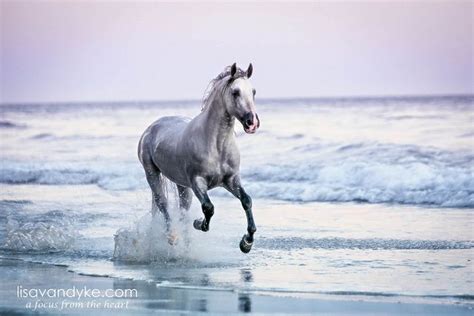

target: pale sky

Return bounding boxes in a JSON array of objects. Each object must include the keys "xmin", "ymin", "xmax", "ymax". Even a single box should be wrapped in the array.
[{"xmin": 1, "ymin": 1, "xmax": 473, "ymax": 103}]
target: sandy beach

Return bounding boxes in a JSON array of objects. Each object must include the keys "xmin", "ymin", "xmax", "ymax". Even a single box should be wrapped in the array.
[{"xmin": 0, "ymin": 258, "xmax": 472, "ymax": 315}]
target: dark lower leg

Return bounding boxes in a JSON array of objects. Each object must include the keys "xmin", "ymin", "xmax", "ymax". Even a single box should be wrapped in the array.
[
  {"xmin": 244, "ymin": 211, "xmax": 256, "ymax": 243},
  {"xmin": 191, "ymin": 178, "xmax": 214, "ymax": 232},
  {"xmin": 223, "ymin": 177, "xmax": 257, "ymax": 252},
  {"xmin": 194, "ymin": 199, "xmax": 214, "ymax": 231},
  {"xmin": 241, "ymin": 194, "xmax": 256, "ymax": 243}
]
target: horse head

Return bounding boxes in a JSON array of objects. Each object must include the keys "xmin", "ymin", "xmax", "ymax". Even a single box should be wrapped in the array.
[{"xmin": 224, "ymin": 63, "xmax": 260, "ymax": 134}]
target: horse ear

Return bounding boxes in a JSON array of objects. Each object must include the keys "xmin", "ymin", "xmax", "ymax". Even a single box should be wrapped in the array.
[
  {"xmin": 230, "ymin": 63, "xmax": 237, "ymax": 77},
  {"xmin": 246, "ymin": 63, "xmax": 253, "ymax": 78}
]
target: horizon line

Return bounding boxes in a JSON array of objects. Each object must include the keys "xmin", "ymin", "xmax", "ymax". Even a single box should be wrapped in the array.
[{"xmin": 1, "ymin": 92, "xmax": 472, "ymax": 107}]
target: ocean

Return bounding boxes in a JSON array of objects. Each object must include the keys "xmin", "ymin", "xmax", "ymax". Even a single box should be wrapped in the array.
[{"xmin": 0, "ymin": 96, "xmax": 473, "ymax": 305}]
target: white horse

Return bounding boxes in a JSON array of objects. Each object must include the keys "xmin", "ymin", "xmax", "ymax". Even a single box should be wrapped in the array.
[{"xmin": 138, "ymin": 63, "xmax": 260, "ymax": 253}]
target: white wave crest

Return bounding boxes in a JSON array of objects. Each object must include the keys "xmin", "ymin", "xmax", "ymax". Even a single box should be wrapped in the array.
[
  {"xmin": 241, "ymin": 160, "xmax": 473, "ymax": 207},
  {"xmin": 0, "ymin": 161, "xmax": 144, "ymax": 191},
  {"xmin": 238, "ymin": 142, "xmax": 474, "ymax": 207},
  {"xmin": 1, "ymin": 142, "xmax": 473, "ymax": 207}
]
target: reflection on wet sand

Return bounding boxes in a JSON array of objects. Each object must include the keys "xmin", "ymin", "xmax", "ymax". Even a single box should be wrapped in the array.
[
  {"xmin": 111, "ymin": 271, "xmax": 258, "ymax": 313},
  {"xmin": 241, "ymin": 269, "xmax": 254, "ymax": 283},
  {"xmin": 0, "ymin": 259, "xmax": 471, "ymax": 315},
  {"xmin": 239, "ymin": 294, "xmax": 252, "ymax": 313},
  {"xmin": 239, "ymin": 269, "xmax": 254, "ymax": 312}
]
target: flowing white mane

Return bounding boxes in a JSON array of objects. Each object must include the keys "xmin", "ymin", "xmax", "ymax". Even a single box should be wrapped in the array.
[{"xmin": 201, "ymin": 65, "xmax": 247, "ymax": 111}]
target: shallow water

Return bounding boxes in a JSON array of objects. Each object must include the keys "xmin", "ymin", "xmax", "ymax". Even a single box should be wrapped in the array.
[{"xmin": 0, "ymin": 96, "xmax": 473, "ymax": 304}]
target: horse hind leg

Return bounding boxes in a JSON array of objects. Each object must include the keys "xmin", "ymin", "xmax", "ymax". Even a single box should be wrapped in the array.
[
  {"xmin": 177, "ymin": 184, "xmax": 192, "ymax": 214},
  {"xmin": 143, "ymin": 160, "xmax": 171, "ymax": 229},
  {"xmin": 145, "ymin": 165, "xmax": 180, "ymax": 245},
  {"xmin": 176, "ymin": 184, "xmax": 192, "ymax": 246}
]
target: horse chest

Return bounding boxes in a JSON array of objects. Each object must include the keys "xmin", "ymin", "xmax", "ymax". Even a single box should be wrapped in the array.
[{"xmin": 198, "ymin": 156, "xmax": 236, "ymax": 188}]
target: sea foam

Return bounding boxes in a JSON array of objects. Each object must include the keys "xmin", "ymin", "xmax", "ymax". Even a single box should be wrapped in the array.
[
  {"xmin": 3, "ymin": 218, "xmax": 75, "ymax": 252},
  {"xmin": 240, "ymin": 142, "xmax": 474, "ymax": 207},
  {"xmin": 1, "ymin": 141, "xmax": 472, "ymax": 207}
]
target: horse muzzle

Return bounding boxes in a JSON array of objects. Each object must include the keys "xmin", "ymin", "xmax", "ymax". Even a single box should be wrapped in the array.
[{"xmin": 242, "ymin": 112, "xmax": 260, "ymax": 134}]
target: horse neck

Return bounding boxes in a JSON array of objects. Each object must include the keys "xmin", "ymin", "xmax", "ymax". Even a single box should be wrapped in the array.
[{"xmin": 201, "ymin": 95, "xmax": 235, "ymax": 151}]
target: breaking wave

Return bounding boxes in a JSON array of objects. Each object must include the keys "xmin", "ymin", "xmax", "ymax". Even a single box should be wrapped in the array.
[
  {"xmin": 0, "ymin": 161, "xmax": 144, "ymax": 191},
  {"xmin": 1, "ymin": 141, "xmax": 472, "ymax": 207},
  {"xmin": 241, "ymin": 142, "xmax": 474, "ymax": 208}
]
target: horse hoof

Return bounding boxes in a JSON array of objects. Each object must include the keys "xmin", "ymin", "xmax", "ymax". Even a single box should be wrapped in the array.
[
  {"xmin": 167, "ymin": 231, "xmax": 179, "ymax": 246},
  {"xmin": 239, "ymin": 235, "xmax": 253, "ymax": 253},
  {"xmin": 193, "ymin": 219, "xmax": 209, "ymax": 232}
]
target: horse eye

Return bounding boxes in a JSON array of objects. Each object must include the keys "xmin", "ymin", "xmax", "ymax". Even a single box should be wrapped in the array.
[
  {"xmin": 252, "ymin": 89, "xmax": 256, "ymax": 96},
  {"xmin": 232, "ymin": 90, "xmax": 240, "ymax": 98}
]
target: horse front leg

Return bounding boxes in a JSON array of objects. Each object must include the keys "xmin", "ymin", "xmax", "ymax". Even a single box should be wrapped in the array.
[
  {"xmin": 224, "ymin": 175, "xmax": 257, "ymax": 253},
  {"xmin": 191, "ymin": 177, "xmax": 214, "ymax": 232}
]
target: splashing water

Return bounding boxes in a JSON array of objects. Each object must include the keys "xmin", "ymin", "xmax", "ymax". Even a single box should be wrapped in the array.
[
  {"xmin": 3, "ymin": 218, "xmax": 75, "ymax": 252},
  {"xmin": 113, "ymin": 212, "xmax": 193, "ymax": 263},
  {"xmin": 113, "ymin": 177, "xmax": 205, "ymax": 263}
]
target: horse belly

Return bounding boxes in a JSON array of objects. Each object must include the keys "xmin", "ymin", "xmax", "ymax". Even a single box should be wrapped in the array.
[{"xmin": 153, "ymin": 147, "xmax": 189, "ymax": 186}]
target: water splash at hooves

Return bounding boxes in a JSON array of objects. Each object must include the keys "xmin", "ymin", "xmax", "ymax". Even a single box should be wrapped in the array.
[{"xmin": 112, "ymin": 213, "xmax": 192, "ymax": 263}]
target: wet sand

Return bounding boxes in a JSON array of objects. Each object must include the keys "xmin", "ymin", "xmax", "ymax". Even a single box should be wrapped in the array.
[{"xmin": 0, "ymin": 258, "xmax": 472, "ymax": 315}]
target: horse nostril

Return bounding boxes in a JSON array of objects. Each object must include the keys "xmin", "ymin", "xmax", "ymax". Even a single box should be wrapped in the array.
[{"xmin": 244, "ymin": 112, "xmax": 254, "ymax": 127}]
